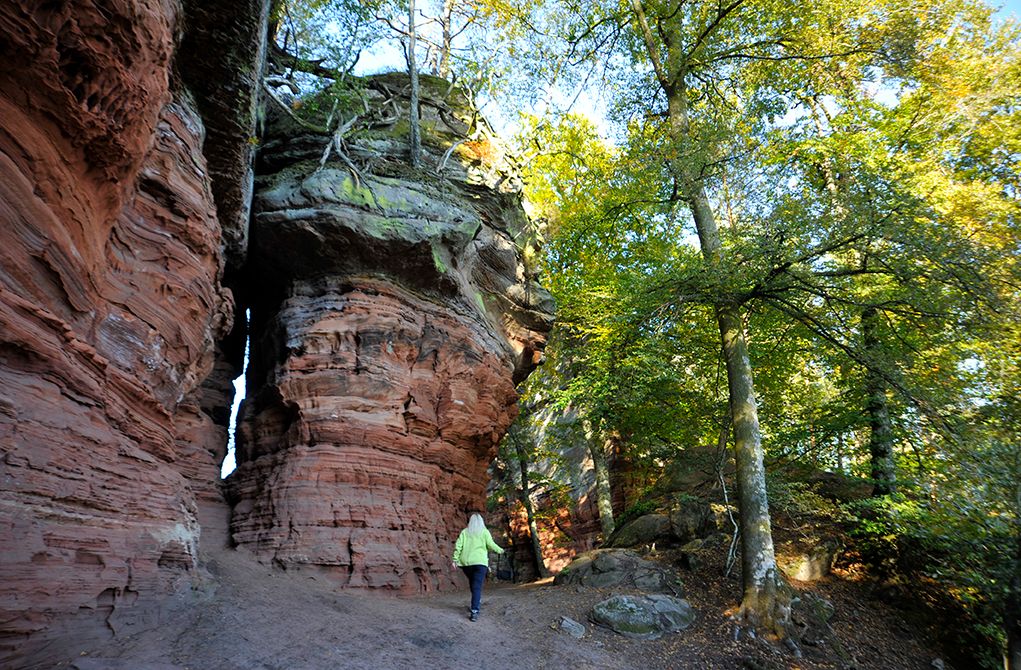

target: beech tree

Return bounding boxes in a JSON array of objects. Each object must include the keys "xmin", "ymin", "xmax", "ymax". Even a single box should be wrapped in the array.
[
  {"xmin": 754, "ymin": 1, "xmax": 1020, "ymax": 500},
  {"xmin": 508, "ymin": 0, "xmax": 1020, "ymax": 645},
  {"xmin": 511, "ymin": 1, "xmax": 810, "ymax": 627},
  {"xmin": 407, "ymin": 0, "xmax": 422, "ymax": 165},
  {"xmin": 618, "ymin": 0, "xmax": 797, "ymax": 634}
]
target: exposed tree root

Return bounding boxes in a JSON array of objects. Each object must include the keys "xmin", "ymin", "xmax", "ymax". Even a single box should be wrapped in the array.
[{"xmin": 732, "ymin": 572, "xmax": 800, "ymax": 656}]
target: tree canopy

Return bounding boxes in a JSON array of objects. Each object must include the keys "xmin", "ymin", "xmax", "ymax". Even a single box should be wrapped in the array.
[{"xmin": 509, "ymin": 0, "xmax": 1020, "ymax": 660}]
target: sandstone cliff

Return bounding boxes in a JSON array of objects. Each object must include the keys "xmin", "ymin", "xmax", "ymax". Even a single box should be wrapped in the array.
[
  {"xmin": 495, "ymin": 382, "xmax": 623, "ymax": 581},
  {"xmin": 0, "ymin": 0, "xmax": 551, "ymax": 665},
  {"xmin": 226, "ymin": 74, "xmax": 554, "ymax": 592},
  {"xmin": 0, "ymin": 1, "xmax": 237, "ymax": 663}
]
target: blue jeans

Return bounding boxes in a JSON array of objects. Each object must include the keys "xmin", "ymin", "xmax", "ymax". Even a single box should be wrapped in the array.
[{"xmin": 461, "ymin": 564, "xmax": 489, "ymax": 612}]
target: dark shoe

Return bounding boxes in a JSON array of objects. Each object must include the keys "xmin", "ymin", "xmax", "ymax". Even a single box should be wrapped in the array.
[{"xmin": 469, "ymin": 610, "xmax": 479, "ymax": 622}]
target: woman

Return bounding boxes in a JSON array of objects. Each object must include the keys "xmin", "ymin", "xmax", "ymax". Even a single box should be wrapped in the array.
[{"xmin": 452, "ymin": 512, "xmax": 505, "ymax": 621}]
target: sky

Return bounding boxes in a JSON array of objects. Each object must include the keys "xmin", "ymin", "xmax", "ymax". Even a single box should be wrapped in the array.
[{"xmin": 220, "ymin": 315, "xmax": 249, "ymax": 477}]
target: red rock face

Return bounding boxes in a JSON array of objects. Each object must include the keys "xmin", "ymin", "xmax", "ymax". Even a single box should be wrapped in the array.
[
  {"xmin": 0, "ymin": 2, "xmax": 235, "ymax": 664},
  {"xmin": 228, "ymin": 78, "xmax": 554, "ymax": 591},
  {"xmin": 0, "ymin": 0, "xmax": 178, "ymax": 218},
  {"xmin": 502, "ymin": 488, "xmax": 604, "ymax": 582},
  {"xmin": 229, "ymin": 278, "xmax": 520, "ymax": 591},
  {"xmin": 495, "ymin": 403, "xmax": 636, "ymax": 580}
]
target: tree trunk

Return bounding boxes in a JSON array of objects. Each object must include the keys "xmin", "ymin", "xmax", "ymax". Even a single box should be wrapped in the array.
[
  {"xmin": 716, "ymin": 304, "xmax": 790, "ymax": 636},
  {"xmin": 1007, "ymin": 479, "xmax": 1021, "ymax": 670},
  {"xmin": 668, "ymin": 84, "xmax": 790, "ymax": 639},
  {"xmin": 809, "ymin": 98, "xmax": 896, "ymax": 496},
  {"xmin": 588, "ymin": 425, "xmax": 616, "ymax": 540},
  {"xmin": 513, "ymin": 436, "xmax": 549, "ymax": 579},
  {"xmin": 862, "ymin": 306, "xmax": 896, "ymax": 495},
  {"xmin": 626, "ymin": 0, "xmax": 789, "ymax": 635},
  {"xmin": 836, "ymin": 432, "xmax": 845, "ymax": 473},
  {"xmin": 439, "ymin": 0, "xmax": 453, "ymax": 78},
  {"xmin": 406, "ymin": 0, "xmax": 421, "ymax": 166}
]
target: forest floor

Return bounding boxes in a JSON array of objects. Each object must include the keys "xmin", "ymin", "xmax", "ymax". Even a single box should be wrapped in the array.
[{"xmin": 60, "ymin": 534, "xmax": 952, "ymax": 670}]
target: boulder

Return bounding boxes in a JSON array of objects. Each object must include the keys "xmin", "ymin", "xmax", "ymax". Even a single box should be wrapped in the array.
[
  {"xmin": 554, "ymin": 549, "xmax": 683, "ymax": 594},
  {"xmin": 791, "ymin": 592, "xmax": 843, "ymax": 653},
  {"xmin": 779, "ymin": 536, "xmax": 844, "ymax": 582},
  {"xmin": 678, "ymin": 539, "xmax": 704, "ymax": 571},
  {"xmin": 225, "ymin": 73, "xmax": 553, "ymax": 592},
  {"xmin": 557, "ymin": 616, "xmax": 586, "ymax": 638},
  {"xmin": 605, "ymin": 497, "xmax": 714, "ymax": 550},
  {"xmin": 607, "ymin": 514, "xmax": 672, "ymax": 548},
  {"xmin": 668, "ymin": 496, "xmax": 715, "ymax": 543},
  {"xmin": 589, "ymin": 594, "xmax": 696, "ymax": 640}
]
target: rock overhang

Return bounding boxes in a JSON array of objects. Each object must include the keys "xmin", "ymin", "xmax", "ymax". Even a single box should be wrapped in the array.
[
  {"xmin": 224, "ymin": 69, "xmax": 554, "ymax": 592},
  {"xmin": 251, "ymin": 71, "xmax": 554, "ymax": 380}
]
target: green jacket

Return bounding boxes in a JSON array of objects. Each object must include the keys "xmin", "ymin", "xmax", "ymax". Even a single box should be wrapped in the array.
[{"xmin": 453, "ymin": 528, "xmax": 504, "ymax": 567}]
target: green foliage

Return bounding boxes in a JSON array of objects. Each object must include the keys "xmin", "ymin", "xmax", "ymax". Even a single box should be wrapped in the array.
[
  {"xmin": 273, "ymin": 0, "xmax": 382, "ymax": 69},
  {"xmin": 615, "ymin": 496, "xmax": 659, "ymax": 529},
  {"xmin": 765, "ymin": 475, "xmax": 845, "ymax": 523},
  {"xmin": 510, "ymin": 0, "xmax": 1020, "ymax": 654},
  {"xmin": 282, "ymin": 0, "xmax": 1021, "ymax": 654},
  {"xmin": 833, "ymin": 295, "xmax": 1021, "ymax": 666},
  {"xmin": 844, "ymin": 488, "xmax": 1015, "ymax": 668},
  {"xmin": 671, "ymin": 492, "xmax": 699, "ymax": 506},
  {"xmin": 490, "ymin": 409, "xmax": 574, "ymax": 516},
  {"xmin": 291, "ymin": 77, "xmax": 369, "ymax": 127},
  {"xmin": 517, "ymin": 112, "xmax": 732, "ymax": 470}
]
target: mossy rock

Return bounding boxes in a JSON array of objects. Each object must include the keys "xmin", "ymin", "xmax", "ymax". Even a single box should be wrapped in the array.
[
  {"xmin": 778, "ymin": 535, "xmax": 844, "ymax": 582},
  {"xmin": 554, "ymin": 549, "xmax": 683, "ymax": 595},
  {"xmin": 606, "ymin": 514, "xmax": 672, "ymax": 548},
  {"xmin": 589, "ymin": 594, "xmax": 696, "ymax": 640},
  {"xmin": 668, "ymin": 496, "xmax": 715, "ymax": 543}
]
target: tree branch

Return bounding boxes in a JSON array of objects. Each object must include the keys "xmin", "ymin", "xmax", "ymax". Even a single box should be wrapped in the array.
[
  {"xmin": 628, "ymin": 0, "xmax": 671, "ymax": 91},
  {"xmin": 685, "ymin": 0, "xmax": 746, "ymax": 63},
  {"xmin": 269, "ymin": 42, "xmax": 341, "ymax": 80},
  {"xmin": 763, "ymin": 294, "xmax": 956, "ymax": 436}
]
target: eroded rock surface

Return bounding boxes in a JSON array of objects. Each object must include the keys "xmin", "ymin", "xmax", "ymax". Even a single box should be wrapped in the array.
[
  {"xmin": 226, "ymin": 75, "xmax": 554, "ymax": 592},
  {"xmin": 554, "ymin": 549, "xmax": 684, "ymax": 593},
  {"xmin": 589, "ymin": 594, "xmax": 696, "ymax": 640},
  {"xmin": 497, "ymin": 398, "xmax": 630, "ymax": 579},
  {"xmin": 0, "ymin": 0, "xmax": 264, "ymax": 665},
  {"xmin": 607, "ymin": 499, "xmax": 716, "ymax": 549},
  {"xmin": 0, "ymin": 5, "xmax": 548, "ymax": 666}
]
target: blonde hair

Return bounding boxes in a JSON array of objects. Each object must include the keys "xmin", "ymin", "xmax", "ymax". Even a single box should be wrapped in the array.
[{"xmin": 466, "ymin": 513, "xmax": 486, "ymax": 535}]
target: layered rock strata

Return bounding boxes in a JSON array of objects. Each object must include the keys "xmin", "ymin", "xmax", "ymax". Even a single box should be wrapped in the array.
[
  {"xmin": 227, "ymin": 75, "xmax": 554, "ymax": 592},
  {"xmin": 0, "ymin": 0, "xmax": 266, "ymax": 664},
  {"xmin": 0, "ymin": 4, "xmax": 548, "ymax": 665}
]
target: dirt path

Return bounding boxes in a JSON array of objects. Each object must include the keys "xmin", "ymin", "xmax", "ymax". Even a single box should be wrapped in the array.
[
  {"xmin": 63, "ymin": 544, "xmax": 947, "ymax": 670},
  {"xmin": 66, "ymin": 546, "xmax": 623, "ymax": 670}
]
